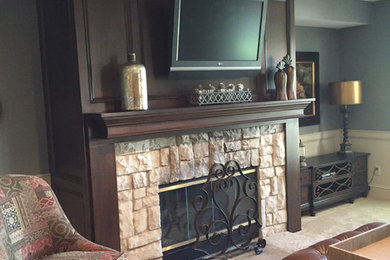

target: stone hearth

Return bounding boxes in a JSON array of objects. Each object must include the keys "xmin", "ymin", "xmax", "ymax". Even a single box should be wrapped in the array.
[{"xmin": 115, "ymin": 124, "xmax": 287, "ymax": 259}]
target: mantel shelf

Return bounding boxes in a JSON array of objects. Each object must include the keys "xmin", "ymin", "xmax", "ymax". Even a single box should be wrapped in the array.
[{"xmin": 86, "ymin": 99, "xmax": 314, "ymax": 139}]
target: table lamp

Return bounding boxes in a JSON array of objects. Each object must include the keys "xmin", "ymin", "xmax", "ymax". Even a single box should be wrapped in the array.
[{"xmin": 329, "ymin": 80, "xmax": 362, "ymax": 154}]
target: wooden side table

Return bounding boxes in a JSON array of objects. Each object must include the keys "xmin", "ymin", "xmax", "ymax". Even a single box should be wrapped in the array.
[{"xmin": 300, "ymin": 152, "xmax": 370, "ymax": 216}]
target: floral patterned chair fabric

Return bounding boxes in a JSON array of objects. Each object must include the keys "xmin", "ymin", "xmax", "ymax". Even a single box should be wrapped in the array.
[{"xmin": 0, "ymin": 175, "xmax": 127, "ymax": 260}]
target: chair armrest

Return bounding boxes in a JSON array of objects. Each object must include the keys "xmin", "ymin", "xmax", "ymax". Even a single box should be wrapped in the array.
[{"xmin": 68, "ymin": 233, "xmax": 127, "ymax": 259}]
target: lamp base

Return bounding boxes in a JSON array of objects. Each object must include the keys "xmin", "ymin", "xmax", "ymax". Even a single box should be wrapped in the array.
[
  {"xmin": 300, "ymin": 156, "xmax": 307, "ymax": 167},
  {"xmin": 339, "ymin": 105, "xmax": 354, "ymax": 155},
  {"xmin": 338, "ymin": 143, "xmax": 353, "ymax": 155}
]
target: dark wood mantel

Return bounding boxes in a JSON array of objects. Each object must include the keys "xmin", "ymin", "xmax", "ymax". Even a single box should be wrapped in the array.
[{"xmin": 86, "ymin": 99, "xmax": 314, "ymax": 139}]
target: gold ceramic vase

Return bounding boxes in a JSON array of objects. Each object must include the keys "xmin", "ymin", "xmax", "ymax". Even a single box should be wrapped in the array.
[{"xmin": 121, "ymin": 53, "xmax": 148, "ymax": 110}]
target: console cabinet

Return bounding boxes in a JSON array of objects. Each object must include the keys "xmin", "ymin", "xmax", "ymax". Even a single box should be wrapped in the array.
[{"xmin": 300, "ymin": 152, "xmax": 370, "ymax": 216}]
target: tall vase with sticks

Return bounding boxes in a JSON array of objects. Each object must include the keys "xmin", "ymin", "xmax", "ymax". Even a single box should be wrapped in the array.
[
  {"xmin": 274, "ymin": 61, "xmax": 287, "ymax": 100},
  {"xmin": 283, "ymin": 54, "xmax": 297, "ymax": 100}
]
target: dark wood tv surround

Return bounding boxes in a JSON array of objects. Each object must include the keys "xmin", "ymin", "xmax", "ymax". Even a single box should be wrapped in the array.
[{"xmin": 37, "ymin": 0, "xmax": 309, "ymax": 250}]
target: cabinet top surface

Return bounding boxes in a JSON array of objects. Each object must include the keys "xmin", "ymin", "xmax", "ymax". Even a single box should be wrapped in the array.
[{"xmin": 304, "ymin": 152, "xmax": 369, "ymax": 168}]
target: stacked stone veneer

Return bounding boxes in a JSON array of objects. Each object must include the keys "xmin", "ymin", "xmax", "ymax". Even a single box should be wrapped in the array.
[{"xmin": 115, "ymin": 124, "xmax": 287, "ymax": 259}]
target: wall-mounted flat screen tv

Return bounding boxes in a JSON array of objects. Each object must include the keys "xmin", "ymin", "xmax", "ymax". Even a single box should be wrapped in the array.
[{"xmin": 170, "ymin": 0, "xmax": 268, "ymax": 77}]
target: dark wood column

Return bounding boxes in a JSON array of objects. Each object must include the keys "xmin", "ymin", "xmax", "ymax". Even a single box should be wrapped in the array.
[
  {"xmin": 86, "ymin": 139, "xmax": 120, "ymax": 249},
  {"xmin": 285, "ymin": 118, "xmax": 301, "ymax": 232}
]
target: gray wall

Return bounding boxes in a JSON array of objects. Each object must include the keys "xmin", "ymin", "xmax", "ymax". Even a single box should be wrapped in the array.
[
  {"xmin": 297, "ymin": 1, "xmax": 390, "ymax": 133},
  {"xmin": 0, "ymin": 0, "xmax": 49, "ymax": 174},
  {"xmin": 340, "ymin": 0, "xmax": 390, "ymax": 131},
  {"xmin": 296, "ymin": 26, "xmax": 341, "ymax": 134}
]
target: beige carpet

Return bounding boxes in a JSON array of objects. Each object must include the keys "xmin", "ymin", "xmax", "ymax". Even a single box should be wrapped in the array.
[{"xmin": 234, "ymin": 197, "xmax": 390, "ymax": 260}]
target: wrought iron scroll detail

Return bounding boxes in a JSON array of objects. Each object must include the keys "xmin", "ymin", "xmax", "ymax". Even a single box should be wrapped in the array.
[
  {"xmin": 192, "ymin": 160, "xmax": 265, "ymax": 258},
  {"xmin": 313, "ymin": 162, "xmax": 353, "ymax": 198}
]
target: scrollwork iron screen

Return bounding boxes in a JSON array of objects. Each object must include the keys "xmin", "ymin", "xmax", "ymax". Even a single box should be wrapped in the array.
[
  {"xmin": 192, "ymin": 160, "xmax": 265, "ymax": 258},
  {"xmin": 159, "ymin": 160, "xmax": 265, "ymax": 259}
]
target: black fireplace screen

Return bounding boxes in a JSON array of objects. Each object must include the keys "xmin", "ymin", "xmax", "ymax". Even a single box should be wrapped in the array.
[{"xmin": 159, "ymin": 160, "xmax": 264, "ymax": 259}]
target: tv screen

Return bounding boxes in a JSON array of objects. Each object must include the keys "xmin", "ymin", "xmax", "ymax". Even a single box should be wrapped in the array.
[{"xmin": 170, "ymin": 0, "xmax": 268, "ymax": 76}]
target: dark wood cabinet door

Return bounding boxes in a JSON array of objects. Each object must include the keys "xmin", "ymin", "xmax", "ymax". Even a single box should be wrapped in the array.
[{"xmin": 300, "ymin": 168, "xmax": 312, "ymax": 206}]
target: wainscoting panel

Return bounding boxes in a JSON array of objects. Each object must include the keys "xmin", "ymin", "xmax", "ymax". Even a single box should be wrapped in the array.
[
  {"xmin": 350, "ymin": 130, "xmax": 390, "ymax": 200},
  {"xmin": 299, "ymin": 129, "xmax": 340, "ymax": 158}
]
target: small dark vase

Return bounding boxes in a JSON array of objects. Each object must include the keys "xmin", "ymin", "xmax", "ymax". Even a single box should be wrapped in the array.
[
  {"xmin": 274, "ymin": 62, "xmax": 287, "ymax": 100},
  {"xmin": 283, "ymin": 54, "xmax": 297, "ymax": 100}
]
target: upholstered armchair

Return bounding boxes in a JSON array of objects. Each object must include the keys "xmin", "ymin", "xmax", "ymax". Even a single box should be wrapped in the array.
[{"xmin": 0, "ymin": 174, "xmax": 127, "ymax": 260}]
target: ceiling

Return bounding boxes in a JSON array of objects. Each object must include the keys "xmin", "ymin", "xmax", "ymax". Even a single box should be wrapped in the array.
[{"xmin": 295, "ymin": 0, "xmax": 378, "ymax": 29}]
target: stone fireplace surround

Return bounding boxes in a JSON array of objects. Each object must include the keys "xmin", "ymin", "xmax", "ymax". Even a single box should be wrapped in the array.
[
  {"xmin": 85, "ymin": 100, "xmax": 311, "ymax": 253},
  {"xmin": 115, "ymin": 124, "xmax": 288, "ymax": 259}
]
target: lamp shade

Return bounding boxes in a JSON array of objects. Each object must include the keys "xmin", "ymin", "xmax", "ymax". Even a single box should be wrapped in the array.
[{"xmin": 329, "ymin": 80, "xmax": 362, "ymax": 105}]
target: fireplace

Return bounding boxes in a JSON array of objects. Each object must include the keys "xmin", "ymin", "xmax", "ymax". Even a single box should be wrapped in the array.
[
  {"xmin": 115, "ymin": 124, "xmax": 287, "ymax": 259},
  {"xmin": 38, "ymin": 1, "xmax": 308, "ymax": 255},
  {"xmin": 83, "ymin": 100, "xmax": 310, "ymax": 253}
]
